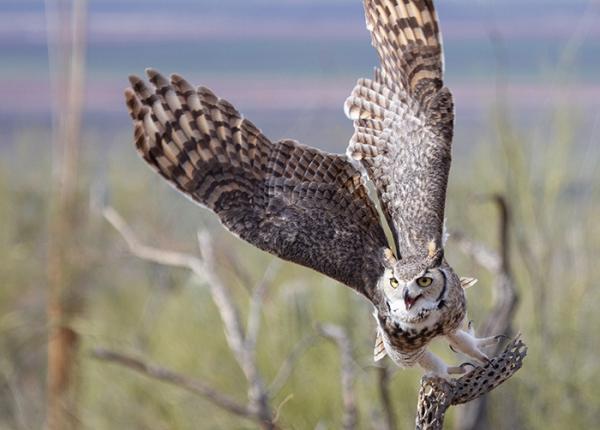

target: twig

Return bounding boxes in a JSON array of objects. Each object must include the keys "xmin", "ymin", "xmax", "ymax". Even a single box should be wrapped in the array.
[
  {"xmin": 480, "ymin": 195, "xmax": 518, "ymax": 340},
  {"xmin": 449, "ymin": 195, "xmax": 521, "ymax": 429},
  {"xmin": 195, "ymin": 232, "xmax": 271, "ymax": 424},
  {"xmin": 245, "ymin": 260, "xmax": 281, "ymax": 361},
  {"xmin": 451, "ymin": 232, "xmax": 501, "ymax": 274},
  {"xmin": 377, "ymin": 365, "xmax": 397, "ymax": 430},
  {"xmin": 272, "ymin": 393, "xmax": 294, "ymax": 425},
  {"xmin": 194, "ymin": 232, "xmax": 247, "ymax": 367},
  {"xmin": 103, "ymin": 207, "xmax": 202, "ymax": 271},
  {"xmin": 268, "ymin": 334, "xmax": 318, "ymax": 396},
  {"xmin": 103, "ymin": 207, "xmax": 275, "ymax": 429},
  {"xmin": 318, "ymin": 324, "xmax": 358, "ymax": 430},
  {"xmin": 91, "ymin": 348, "xmax": 252, "ymax": 419}
]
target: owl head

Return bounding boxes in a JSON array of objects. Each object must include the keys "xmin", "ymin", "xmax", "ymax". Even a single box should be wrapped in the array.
[{"xmin": 378, "ymin": 246, "xmax": 475, "ymax": 329}]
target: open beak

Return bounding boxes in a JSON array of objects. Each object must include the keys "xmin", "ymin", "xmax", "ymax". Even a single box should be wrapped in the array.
[{"xmin": 403, "ymin": 288, "xmax": 421, "ymax": 311}]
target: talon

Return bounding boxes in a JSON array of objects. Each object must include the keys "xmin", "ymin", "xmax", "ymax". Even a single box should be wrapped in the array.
[
  {"xmin": 476, "ymin": 335, "xmax": 504, "ymax": 349},
  {"xmin": 460, "ymin": 362, "xmax": 477, "ymax": 370},
  {"xmin": 447, "ymin": 330, "xmax": 492, "ymax": 367},
  {"xmin": 447, "ymin": 362, "xmax": 477, "ymax": 375},
  {"xmin": 449, "ymin": 345, "xmax": 458, "ymax": 353},
  {"xmin": 467, "ymin": 320, "xmax": 475, "ymax": 335},
  {"xmin": 447, "ymin": 366, "xmax": 466, "ymax": 375},
  {"xmin": 485, "ymin": 357, "xmax": 498, "ymax": 369},
  {"xmin": 495, "ymin": 334, "xmax": 509, "ymax": 342}
]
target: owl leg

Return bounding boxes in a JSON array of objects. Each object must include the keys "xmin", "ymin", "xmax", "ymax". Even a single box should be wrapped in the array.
[
  {"xmin": 417, "ymin": 350, "xmax": 470, "ymax": 378},
  {"xmin": 446, "ymin": 329, "xmax": 503, "ymax": 365}
]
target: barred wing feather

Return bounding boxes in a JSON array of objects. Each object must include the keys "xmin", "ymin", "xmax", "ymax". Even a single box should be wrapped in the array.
[
  {"xmin": 125, "ymin": 69, "xmax": 389, "ymax": 297},
  {"xmin": 345, "ymin": 0, "xmax": 454, "ymax": 259}
]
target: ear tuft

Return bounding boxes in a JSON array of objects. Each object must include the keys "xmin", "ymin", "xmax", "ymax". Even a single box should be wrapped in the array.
[
  {"xmin": 383, "ymin": 248, "xmax": 397, "ymax": 266},
  {"xmin": 427, "ymin": 240, "xmax": 437, "ymax": 258},
  {"xmin": 460, "ymin": 277, "xmax": 478, "ymax": 289}
]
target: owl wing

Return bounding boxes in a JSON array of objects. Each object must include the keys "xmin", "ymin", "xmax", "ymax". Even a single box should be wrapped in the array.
[
  {"xmin": 345, "ymin": 0, "xmax": 453, "ymax": 259},
  {"xmin": 125, "ymin": 70, "xmax": 390, "ymax": 298}
]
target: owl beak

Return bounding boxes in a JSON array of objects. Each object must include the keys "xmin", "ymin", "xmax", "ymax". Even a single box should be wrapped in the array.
[{"xmin": 403, "ymin": 288, "xmax": 421, "ymax": 311}]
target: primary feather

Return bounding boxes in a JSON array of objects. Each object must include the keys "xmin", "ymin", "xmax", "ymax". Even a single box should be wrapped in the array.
[
  {"xmin": 345, "ymin": 0, "xmax": 454, "ymax": 259},
  {"xmin": 124, "ymin": 0, "xmax": 488, "ymax": 377},
  {"xmin": 125, "ymin": 70, "xmax": 389, "ymax": 298}
]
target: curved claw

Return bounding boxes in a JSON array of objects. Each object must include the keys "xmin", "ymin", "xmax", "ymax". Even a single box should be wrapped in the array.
[
  {"xmin": 447, "ymin": 330, "xmax": 491, "ymax": 365},
  {"xmin": 484, "ymin": 357, "xmax": 499, "ymax": 369},
  {"xmin": 467, "ymin": 320, "xmax": 480, "ymax": 337},
  {"xmin": 460, "ymin": 362, "xmax": 477, "ymax": 370},
  {"xmin": 447, "ymin": 362, "xmax": 477, "ymax": 375},
  {"xmin": 477, "ymin": 334, "xmax": 507, "ymax": 350}
]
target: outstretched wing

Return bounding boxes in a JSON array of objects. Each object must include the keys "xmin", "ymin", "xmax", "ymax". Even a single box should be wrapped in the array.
[
  {"xmin": 345, "ymin": 0, "xmax": 454, "ymax": 259},
  {"xmin": 125, "ymin": 70, "xmax": 389, "ymax": 298}
]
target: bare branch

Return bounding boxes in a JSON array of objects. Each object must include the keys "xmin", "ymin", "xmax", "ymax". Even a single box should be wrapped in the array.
[
  {"xmin": 318, "ymin": 324, "xmax": 358, "ymax": 430},
  {"xmin": 245, "ymin": 260, "xmax": 281, "ymax": 360},
  {"xmin": 103, "ymin": 207, "xmax": 274, "ymax": 428},
  {"xmin": 90, "ymin": 347, "xmax": 252, "ymax": 419},
  {"xmin": 103, "ymin": 207, "xmax": 204, "ymax": 272},
  {"xmin": 195, "ymin": 231, "xmax": 270, "ymax": 421},
  {"xmin": 451, "ymin": 231, "xmax": 501, "ymax": 273},
  {"xmin": 377, "ymin": 365, "xmax": 397, "ymax": 430},
  {"xmin": 195, "ymin": 231, "xmax": 246, "ymax": 359},
  {"xmin": 416, "ymin": 337, "xmax": 527, "ymax": 430},
  {"xmin": 479, "ymin": 196, "xmax": 518, "ymax": 340},
  {"xmin": 105, "ymin": 208, "xmax": 250, "ymax": 387},
  {"xmin": 449, "ymin": 195, "xmax": 521, "ymax": 430},
  {"xmin": 268, "ymin": 334, "xmax": 318, "ymax": 396}
]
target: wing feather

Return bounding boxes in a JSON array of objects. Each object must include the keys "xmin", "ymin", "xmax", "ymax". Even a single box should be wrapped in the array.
[
  {"xmin": 346, "ymin": 0, "xmax": 454, "ymax": 258},
  {"xmin": 126, "ymin": 70, "xmax": 389, "ymax": 297}
]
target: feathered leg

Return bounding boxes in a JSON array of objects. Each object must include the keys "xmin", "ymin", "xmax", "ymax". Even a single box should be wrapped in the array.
[{"xmin": 446, "ymin": 325, "xmax": 504, "ymax": 365}]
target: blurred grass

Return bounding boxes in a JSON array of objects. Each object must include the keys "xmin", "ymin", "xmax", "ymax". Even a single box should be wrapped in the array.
[{"xmin": 0, "ymin": 97, "xmax": 599, "ymax": 429}]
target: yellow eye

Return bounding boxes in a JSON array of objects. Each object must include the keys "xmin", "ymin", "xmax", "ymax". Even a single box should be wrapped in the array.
[
  {"xmin": 416, "ymin": 277, "xmax": 433, "ymax": 288},
  {"xmin": 390, "ymin": 278, "xmax": 399, "ymax": 289}
]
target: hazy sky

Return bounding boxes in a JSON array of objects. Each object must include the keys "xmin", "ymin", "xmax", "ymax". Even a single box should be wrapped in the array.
[{"xmin": 1, "ymin": 0, "xmax": 599, "ymax": 145}]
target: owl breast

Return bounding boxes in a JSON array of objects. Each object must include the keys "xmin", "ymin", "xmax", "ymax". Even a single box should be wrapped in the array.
[{"xmin": 376, "ymin": 293, "xmax": 466, "ymax": 367}]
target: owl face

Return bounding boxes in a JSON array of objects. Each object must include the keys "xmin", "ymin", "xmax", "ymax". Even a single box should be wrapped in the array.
[{"xmin": 382, "ymin": 264, "xmax": 457, "ymax": 327}]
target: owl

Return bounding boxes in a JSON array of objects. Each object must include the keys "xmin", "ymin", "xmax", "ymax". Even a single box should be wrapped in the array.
[{"xmin": 124, "ymin": 0, "xmax": 501, "ymax": 377}]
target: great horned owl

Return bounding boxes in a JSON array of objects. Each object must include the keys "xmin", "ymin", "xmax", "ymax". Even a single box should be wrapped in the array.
[{"xmin": 124, "ymin": 0, "xmax": 501, "ymax": 377}]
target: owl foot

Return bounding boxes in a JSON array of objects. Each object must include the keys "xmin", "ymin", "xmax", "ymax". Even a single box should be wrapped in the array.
[
  {"xmin": 447, "ymin": 362, "xmax": 476, "ymax": 375},
  {"xmin": 446, "ymin": 329, "xmax": 503, "ymax": 365},
  {"xmin": 418, "ymin": 350, "xmax": 471, "ymax": 379}
]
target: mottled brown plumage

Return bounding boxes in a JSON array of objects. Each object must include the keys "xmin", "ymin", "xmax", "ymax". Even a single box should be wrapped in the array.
[
  {"xmin": 345, "ymin": 0, "xmax": 453, "ymax": 258},
  {"xmin": 125, "ymin": 0, "xmax": 503, "ymax": 376},
  {"xmin": 126, "ymin": 71, "xmax": 388, "ymax": 298}
]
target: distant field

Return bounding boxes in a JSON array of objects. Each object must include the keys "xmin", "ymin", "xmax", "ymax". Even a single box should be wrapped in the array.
[{"xmin": 1, "ymin": 0, "xmax": 599, "ymax": 152}]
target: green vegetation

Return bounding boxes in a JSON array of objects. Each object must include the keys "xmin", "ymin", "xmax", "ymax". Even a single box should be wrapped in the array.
[{"xmin": 0, "ymin": 96, "xmax": 598, "ymax": 428}]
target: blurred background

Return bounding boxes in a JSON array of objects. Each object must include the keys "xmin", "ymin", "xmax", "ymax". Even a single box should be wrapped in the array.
[{"xmin": 1, "ymin": 0, "xmax": 599, "ymax": 428}]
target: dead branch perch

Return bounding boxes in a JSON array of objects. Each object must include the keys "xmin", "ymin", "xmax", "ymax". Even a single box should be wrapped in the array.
[{"xmin": 415, "ymin": 337, "xmax": 527, "ymax": 430}]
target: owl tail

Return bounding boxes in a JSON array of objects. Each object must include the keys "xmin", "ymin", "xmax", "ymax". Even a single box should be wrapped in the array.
[{"xmin": 374, "ymin": 329, "xmax": 387, "ymax": 362}]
